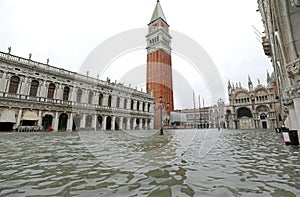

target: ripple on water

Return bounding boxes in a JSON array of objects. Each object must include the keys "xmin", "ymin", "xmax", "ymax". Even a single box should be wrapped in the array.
[{"xmin": 0, "ymin": 129, "xmax": 299, "ymax": 196}]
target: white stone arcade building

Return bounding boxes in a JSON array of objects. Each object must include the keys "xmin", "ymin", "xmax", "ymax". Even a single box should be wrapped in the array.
[{"xmin": 0, "ymin": 51, "xmax": 154, "ymax": 132}]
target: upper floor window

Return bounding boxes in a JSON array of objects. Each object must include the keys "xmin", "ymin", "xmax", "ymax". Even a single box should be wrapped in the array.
[
  {"xmin": 98, "ymin": 93, "xmax": 103, "ymax": 106},
  {"xmin": 116, "ymin": 97, "xmax": 120, "ymax": 108},
  {"xmin": 47, "ymin": 83, "xmax": 55, "ymax": 99},
  {"xmin": 137, "ymin": 101, "xmax": 140, "ymax": 111},
  {"xmin": 29, "ymin": 80, "xmax": 39, "ymax": 97},
  {"xmin": 8, "ymin": 76, "xmax": 20, "ymax": 94},
  {"xmin": 142, "ymin": 103, "xmax": 145, "ymax": 112},
  {"xmin": 124, "ymin": 98, "xmax": 127, "ymax": 109},
  {"xmin": 88, "ymin": 91, "xmax": 93, "ymax": 104},
  {"xmin": 108, "ymin": 95, "xmax": 112, "ymax": 107},
  {"xmin": 77, "ymin": 89, "xmax": 82, "ymax": 103},
  {"xmin": 63, "ymin": 86, "xmax": 70, "ymax": 101},
  {"xmin": 131, "ymin": 100, "xmax": 134, "ymax": 110},
  {"xmin": 260, "ymin": 113, "xmax": 267, "ymax": 120}
]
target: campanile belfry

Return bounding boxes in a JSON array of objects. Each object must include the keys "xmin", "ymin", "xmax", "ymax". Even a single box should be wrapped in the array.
[{"xmin": 146, "ymin": 0, "xmax": 174, "ymax": 128}]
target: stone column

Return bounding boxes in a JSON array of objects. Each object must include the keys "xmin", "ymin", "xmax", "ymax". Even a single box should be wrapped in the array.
[
  {"xmin": 95, "ymin": 94, "xmax": 99, "ymax": 106},
  {"xmin": 111, "ymin": 96, "xmax": 115, "ymax": 108},
  {"xmin": 39, "ymin": 81, "xmax": 45, "ymax": 98},
  {"xmin": 234, "ymin": 120, "xmax": 238, "ymax": 129},
  {"xmin": 20, "ymin": 76, "xmax": 27, "ymax": 95},
  {"xmin": 273, "ymin": 119, "xmax": 277, "ymax": 128},
  {"xmin": 54, "ymin": 112, "xmax": 59, "ymax": 132},
  {"xmin": 38, "ymin": 110, "xmax": 42, "ymax": 126},
  {"xmin": 104, "ymin": 95, "xmax": 108, "ymax": 106},
  {"xmin": 69, "ymin": 87, "xmax": 75, "ymax": 102},
  {"xmin": 81, "ymin": 114, "xmax": 86, "ymax": 129},
  {"xmin": 93, "ymin": 114, "xmax": 97, "ymax": 131},
  {"xmin": 0, "ymin": 72, "xmax": 8, "ymax": 93},
  {"xmin": 133, "ymin": 118, "xmax": 136, "ymax": 130},
  {"xmin": 92, "ymin": 92, "xmax": 97, "ymax": 105},
  {"xmin": 150, "ymin": 118, "xmax": 154, "ymax": 129},
  {"xmin": 293, "ymin": 98, "xmax": 300, "ymax": 131},
  {"xmin": 120, "ymin": 98, "xmax": 124, "ymax": 109},
  {"xmin": 54, "ymin": 84, "xmax": 61, "ymax": 100},
  {"xmin": 16, "ymin": 109, "xmax": 23, "ymax": 128},
  {"xmin": 102, "ymin": 116, "xmax": 107, "ymax": 131},
  {"xmin": 127, "ymin": 118, "xmax": 130, "ymax": 130},
  {"xmin": 119, "ymin": 117, "xmax": 123, "ymax": 130},
  {"xmin": 149, "ymin": 103, "xmax": 153, "ymax": 113},
  {"xmin": 139, "ymin": 118, "xmax": 142, "ymax": 130},
  {"xmin": 287, "ymin": 107, "xmax": 297, "ymax": 130},
  {"xmin": 111, "ymin": 116, "xmax": 115, "ymax": 131},
  {"xmin": 82, "ymin": 89, "xmax": 87, "ymax": 103},
  {"xmin": 67, "ymin": 113, "xmax": 73, "ymax": 132}
]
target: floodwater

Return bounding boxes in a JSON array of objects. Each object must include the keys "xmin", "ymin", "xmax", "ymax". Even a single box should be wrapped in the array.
[{"xmin": 0, "ymin": 129, "xmax": 299, "ymax": 196}]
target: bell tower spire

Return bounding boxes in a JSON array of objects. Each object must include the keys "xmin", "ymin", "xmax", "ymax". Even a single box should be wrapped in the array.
[
  {"xmin": 149, "ymin": 0, "xmax": 168, "ymax": 25},
  {"xmin": 146, "ymin": 0, "xmax": 174, "ymax": 129}
]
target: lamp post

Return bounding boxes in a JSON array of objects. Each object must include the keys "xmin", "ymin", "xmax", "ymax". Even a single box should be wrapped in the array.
[
  {"xmin": 159, "ymin": 96, "xmax": 163, "ymax": 135},
  {"xmin": 158, "ymin": 96, "xmax": 169, "ymax": 135}
]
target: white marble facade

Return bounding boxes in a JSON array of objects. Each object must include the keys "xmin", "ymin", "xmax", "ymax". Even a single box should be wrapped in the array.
[
  {"xmin": 0, "ymin": 51, "xmax": 154, "ymax": 131},
  {"xmin": 226, "ymin": 74, "xmax": 283, "ymax": 130},
  {"xmin": 258, "ymin": 0, "xmax": 300, "ymax": 135}
]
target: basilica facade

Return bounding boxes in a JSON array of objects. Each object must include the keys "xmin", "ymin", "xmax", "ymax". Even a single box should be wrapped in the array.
[
  {"xmin": 225, "ymin": 74, "xmax": 283, "ymax": 129},
  {"xmin": 0, "ymin": 51, "xmax": 154, "ymax": 132}
]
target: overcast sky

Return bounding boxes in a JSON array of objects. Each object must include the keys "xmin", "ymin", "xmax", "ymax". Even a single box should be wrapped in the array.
[{"xmin": 0, "ymin": 0, "xmax": 272, "ymax": 108}]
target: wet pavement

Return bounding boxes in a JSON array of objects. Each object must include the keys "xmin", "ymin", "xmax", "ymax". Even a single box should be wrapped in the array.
[{"xmin": 0, "ymin": 129, "xmax": 299, "ymax": 196}]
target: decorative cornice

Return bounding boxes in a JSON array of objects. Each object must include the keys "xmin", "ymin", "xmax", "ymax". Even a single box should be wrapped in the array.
[
  {"xmin": 290, "ymin": 0, "xmax": 300, "ymax": 7},
  {"xmin": 285, "ymin": 85, "xmax": 300, "ymax": 99},
  {"xmin": 0, "ymin": 51, "xmax": 153, "ymax": 99},
  {"xmin": 282, "ymin": 99, "xmax": 294, "ymax": 115},
  {"xmin": 286, "ymin": 59, "xmax": 300, "ymax": 77}
]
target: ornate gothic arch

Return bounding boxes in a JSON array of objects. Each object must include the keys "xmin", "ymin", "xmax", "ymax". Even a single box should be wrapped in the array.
[
  {"xmin": 237, "ymin": 107, "xmax": 253, "ymax": 118},
  {"xmin": 234, "ymin": 90, "xmax": 250, "ymax": 98},
  {"xmin": 256, "ymin": 105, "xmax": 269, "ymax": 113}
]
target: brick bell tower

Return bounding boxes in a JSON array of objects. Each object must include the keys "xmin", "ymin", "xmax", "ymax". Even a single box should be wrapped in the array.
[{"xmin": 146, "ymin": 0, "xmax": 174, "ymax": 128}]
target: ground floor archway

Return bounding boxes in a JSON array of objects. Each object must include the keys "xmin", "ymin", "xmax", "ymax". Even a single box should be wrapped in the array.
[
  {"xmin": 73, "ymin": 114, "xmax": 81, "ymax": 131},
  {"xmin": 21, "ymin": 111, "xmax": 38, "ymax": 126},
  {"xmin": 97, "ymin": 115, "xmax": 102, "ymax": 130},
  {"xmin": 106, "ymin": 116, "xmax": 112, "ymax": 130},
  {"xmin": 115, "ymin": 117, "xmax": 120, "ymax": 130},
  {"xmin": 86, "ymin": 115, "xmax": 92, "ymax": 128},
  {"xmin": 130, "ymin": 118, "xmax": 134, "ymax": 130},
  {"xmin": 122, "ymin": 118, "xmax": 127, "ymax": 130},
  {"xmin": 42, "ymin": 114, "xmax": 53, "ymax": 130},
  {"xmin": 135, "ymin": 118, "xmax": 140, "ymax": 130},
  {"xmin": 0, "ymin": 109, "xmax": 16, "ymax": 131},
  {"xmin": 0, "ymin": 123, "xmax": 14, "ymax": 131},
  {"xmin": 142, "ymin": 119, "xmax": 146, "ymax": 129},
  {"xmin": 262, "ymin": 121, "xmax": 267, "ymax": 129},
  {"xmin": 58, "ymin": 113, "xmax": 68, "ymax": 131}
]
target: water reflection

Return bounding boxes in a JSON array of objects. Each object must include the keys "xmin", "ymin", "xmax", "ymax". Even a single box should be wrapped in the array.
[{"xmin": 0, "ymin": 129, "xmax": 299, "ymax": 196}]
